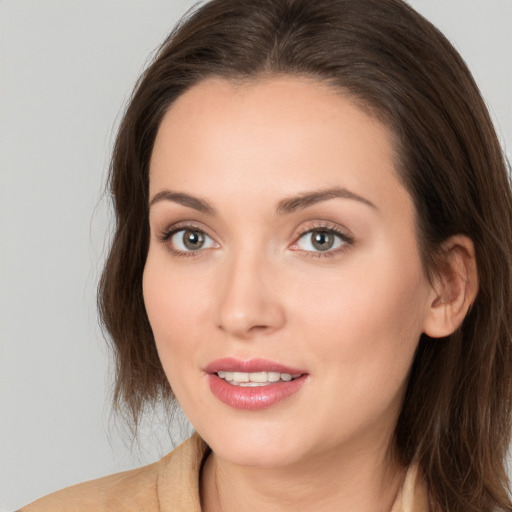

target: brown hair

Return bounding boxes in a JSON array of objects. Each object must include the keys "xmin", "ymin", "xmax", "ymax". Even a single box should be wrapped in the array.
[{"xmin": 98, "ymin": 0, "xmax": 512, "ymax": 510}]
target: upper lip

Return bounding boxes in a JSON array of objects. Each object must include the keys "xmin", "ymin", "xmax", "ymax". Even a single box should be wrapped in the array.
[{"xmin": 204, "ymin": 357, "xmax": 306, "ymax": 375}]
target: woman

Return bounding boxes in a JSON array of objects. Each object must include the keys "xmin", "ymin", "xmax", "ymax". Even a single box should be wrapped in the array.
[{"xmin": 21, "ymin": 0, "xmax": 512, "ymax": 511}]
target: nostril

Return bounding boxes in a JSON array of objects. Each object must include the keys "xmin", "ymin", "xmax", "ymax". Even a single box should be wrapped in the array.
[{"xmin": 249, "ymin": 325, "xmax": 270, "ymax": 332}]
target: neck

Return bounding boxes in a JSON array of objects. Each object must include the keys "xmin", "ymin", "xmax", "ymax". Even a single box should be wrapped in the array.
[{"xmin": 200, "ymin": 436, "xmax": 406, "ymax": 512}]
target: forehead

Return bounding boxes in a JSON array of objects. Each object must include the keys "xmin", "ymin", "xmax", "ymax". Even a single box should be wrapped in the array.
[
  {"xmin": 149, "ymin": 76, "xmax": 411, "ymax": 219},
  {"xmin": 152, "ymin": 76, "xmax": 391, "ymax": 161}
]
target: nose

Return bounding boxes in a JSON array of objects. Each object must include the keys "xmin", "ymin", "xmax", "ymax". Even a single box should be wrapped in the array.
[{"xmin": 215, "ymin": 251, "xmax": 286, "ymax": 339}]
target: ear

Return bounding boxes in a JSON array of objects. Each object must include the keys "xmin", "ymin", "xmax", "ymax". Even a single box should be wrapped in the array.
[{"xmin": 422, "ymin": 235, "xmax": 479, "ymax": 338}]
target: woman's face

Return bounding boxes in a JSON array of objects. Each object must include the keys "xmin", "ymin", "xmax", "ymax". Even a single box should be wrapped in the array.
[{"xmin": 144, "ymin": 77, "xmax": 436, "ymax": 468}]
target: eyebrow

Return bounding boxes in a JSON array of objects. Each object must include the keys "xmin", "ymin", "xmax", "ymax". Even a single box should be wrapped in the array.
[
  {"xmin": 149, "ymin": 190, "xmax": 216, "ymax": 215},
  {"xmin": 276, "ymin": 187, "xmax": 377, "ymax": 214},
  {"xmin": 148, "ymin": 186, "xmax": 376, "ymax": 215}
]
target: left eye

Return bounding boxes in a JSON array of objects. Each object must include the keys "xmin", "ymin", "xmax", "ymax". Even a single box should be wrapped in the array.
[
  {"xmin": 295, "ymin": 229, "xmax": 346, "ymax": 252},
  {"xmin": 170, "ymin": 229, "xmax": 216, "ymax": 252}
]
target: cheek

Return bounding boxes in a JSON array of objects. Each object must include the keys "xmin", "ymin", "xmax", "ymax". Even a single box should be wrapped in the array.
[
  {"xmin": 143, "ymin": 246, "xmax": 214, "ymax": 325},
  {"xmin": 295, "ymin": 251, "xmax": 427, "ymax": 338},
  {"xmin": 142, "ymin": 253, "xmax": 209, "ymax": 382},
  {"xmin": 289, "ymin": 245, "xmax": 430, "ymax": 390}
]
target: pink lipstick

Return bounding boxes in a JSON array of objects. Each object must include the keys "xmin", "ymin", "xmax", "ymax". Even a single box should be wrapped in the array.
[{"xmin": 204, "ymin": 358, "xmax": 308, "ymax": 411}]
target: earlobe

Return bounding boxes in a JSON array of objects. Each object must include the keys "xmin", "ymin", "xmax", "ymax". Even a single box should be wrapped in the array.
[{"xmin": 422, "ymin": 235, "xmax": 479, "ymax": 338}]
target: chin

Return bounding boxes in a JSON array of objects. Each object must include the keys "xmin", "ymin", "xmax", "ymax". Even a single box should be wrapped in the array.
[{"xmin": 196, "ymin": 420, "xmax": 309, "ymax": 468}]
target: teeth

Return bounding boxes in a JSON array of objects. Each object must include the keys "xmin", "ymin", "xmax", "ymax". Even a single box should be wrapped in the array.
[
  {"xmin": 216, "ymin": 371, "xmax": 301, "ymax": 386},
  {"xmin": 268, "ymin": 372, "xmax": 281, "ymax": 382},
  {"xmin": 233, "ymin": 372, "xmax": 249, "ymax": 382}
]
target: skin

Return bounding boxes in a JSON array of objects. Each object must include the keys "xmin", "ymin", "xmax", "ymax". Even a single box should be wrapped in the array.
[{"xmin": 143, "ymin": 76, "xmax": 449, "ymax": 511}]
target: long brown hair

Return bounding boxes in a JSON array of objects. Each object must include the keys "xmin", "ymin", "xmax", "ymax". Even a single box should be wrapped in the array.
[{"xmin": 98, "ymin": 0, "xmax": 512, "ymax": 510}]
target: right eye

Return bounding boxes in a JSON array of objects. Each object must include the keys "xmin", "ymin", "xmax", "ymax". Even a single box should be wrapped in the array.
[{"xmin": 169, "ymin": 229, "xmax": 216, "ymax": 253}]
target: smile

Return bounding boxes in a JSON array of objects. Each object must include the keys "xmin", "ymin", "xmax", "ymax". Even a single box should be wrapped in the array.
[
  {"xmin": 205, "ymin": 358, "xmax": 308, "ymax": 410},
  {"xmin": 216, "ymin": 371, "xmax": 302, "ymax": 386}
]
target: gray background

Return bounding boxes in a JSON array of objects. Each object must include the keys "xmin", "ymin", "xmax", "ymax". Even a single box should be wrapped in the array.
[{"xmin": 1, "ymin": 1, "xmax": 511, "ymax": 510}]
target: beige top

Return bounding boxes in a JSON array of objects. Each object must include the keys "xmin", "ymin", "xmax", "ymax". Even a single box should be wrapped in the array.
[{"xmin": 21, "ymin": 434, "xmax": 430, "ymax": 511}]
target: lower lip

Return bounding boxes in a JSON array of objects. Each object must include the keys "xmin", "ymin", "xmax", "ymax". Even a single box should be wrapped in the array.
[{"xmin": 207, "ymin": 374, "xmax": 307, "ymax": 411}]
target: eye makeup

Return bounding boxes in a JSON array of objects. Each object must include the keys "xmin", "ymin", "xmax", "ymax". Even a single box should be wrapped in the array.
[{"xmin": 155, "ymin": 218, "xmax": 355, "ymax": 260}]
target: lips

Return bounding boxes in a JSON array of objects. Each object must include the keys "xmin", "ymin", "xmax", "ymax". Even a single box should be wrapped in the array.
[{"xmin": 204, "ymin": 358, "xmax": 308, "ymax": 411}]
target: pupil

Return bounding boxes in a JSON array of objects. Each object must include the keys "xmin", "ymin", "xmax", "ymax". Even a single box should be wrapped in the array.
[
  {"xmin": 312, "ymin": 231, "xmax": 333, "ymax": 251},
  {"xmin": 184, "ymin": 230, "xmax": 204, "ymax": 250}
]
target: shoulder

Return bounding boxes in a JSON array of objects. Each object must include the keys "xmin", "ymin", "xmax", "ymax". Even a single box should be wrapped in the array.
[
  {"xmin": 19, "ymin": 462, "xmax": 160, "ymax": 512},
  {"xmin": 19, "ymin": 434, "xmax": 209, "ymax": 512}
]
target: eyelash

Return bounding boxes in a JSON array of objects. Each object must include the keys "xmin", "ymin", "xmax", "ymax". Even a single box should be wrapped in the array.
[
  {"xmin": 157, "ymin": 222, "xmax": 214, "ymax": 259},
  {"xmin": 157, "ymin": 222, "xmax": 354, "ymax": 258},
  {"xmin": 291, "ymin": 223, "xmax": 354, "ymax": 258}
]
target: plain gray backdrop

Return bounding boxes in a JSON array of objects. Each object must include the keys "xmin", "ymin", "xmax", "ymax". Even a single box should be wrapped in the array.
[{"xmin": 1, "ymin": 1, "xmax": 511, "ymax": 510}]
